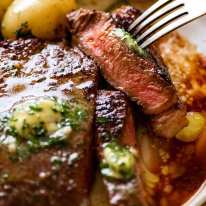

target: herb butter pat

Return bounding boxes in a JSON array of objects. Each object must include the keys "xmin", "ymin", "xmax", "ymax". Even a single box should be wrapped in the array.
[
  {"xmin": 0, "ymin": 97, "xmax": 88, "ymax": 161},
  {"xmin": 101, "ymin": 142, "xmax": 136, "ymax": 180},
  {"xmin": 111, "ymin": 28, "xmax": 147, "ymax": 57},
  {"xmin": 9, "ymin": 98, "xmax": 62, "ymax": 138}
]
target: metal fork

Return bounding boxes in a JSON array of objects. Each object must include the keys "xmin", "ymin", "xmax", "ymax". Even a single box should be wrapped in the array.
[{"xmin": 128, "ymin": 0, "xmax": 206, "ymax": 48}]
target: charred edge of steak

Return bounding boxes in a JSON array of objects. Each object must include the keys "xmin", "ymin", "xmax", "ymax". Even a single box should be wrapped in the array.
[
  {"xmin": 67, "ymin": 8, "xmax": 110, "ymax": 35},
  {"xmin": 95, "ymin": 90, "xmax": 128, "ymax": 143},
  {"xmin": 95, "ymin": 91, "xmax": 148, "ymax": 206},
  {"xmin": 151, "ymin": 102, "xmax": 188, "ymax": 138},
  {"xmin": 0, "ymin": 38, "xmax": 45, "ymax": 60},
  {"xmin": 112, "ymin": 6, "xmax": 172, "ymax": 84}
]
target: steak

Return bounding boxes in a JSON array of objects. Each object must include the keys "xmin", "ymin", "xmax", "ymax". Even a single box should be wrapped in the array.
[
  {"xmin": 112, "ymin": 6, "xmax": 188, "ymax": 138},
  {"xmin": 0, "ymin": 39, "xmax": 98, "ymax": 206},
  {"xmin": 67, "ymin": 6, "xmax": 187, "ymax": 138},
  {"xmin": 95, "ymin": 90, "xmax": 150, "ymax": 206}
]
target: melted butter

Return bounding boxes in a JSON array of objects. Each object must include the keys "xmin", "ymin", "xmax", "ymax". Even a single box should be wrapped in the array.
[
  {"xmin": 5, "ymin": 77, "xmax": 28, "ymax": 94},
  {"xmin": 0, "ymin": 72, "xmax": 86, "ymax": 113},
  {"xmin": 9, "ymin": 98, "xmax": 62, "ymax": 137},
  {"xmin": 0, "ymin": 77, "xmax": 66, "ymax": 113},
  {"xmin": 76, "ymin": 80, "xmax": 94, "ymax": 90}
]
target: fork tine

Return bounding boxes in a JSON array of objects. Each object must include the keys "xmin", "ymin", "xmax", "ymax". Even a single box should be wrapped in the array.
[
  {"xmin": 128, "ymin": 0, "xmax": 171, "ymax": 32},
  {"xmin": 139, "ymin": 15, "xmax": 191, "ymax": 48},
  {"xmin": 136, "ymin": 7, "xmax": 187, "ymax": 43},
  {"xmin": 133, "ymin": 0, "xmax": 184, "ymax": 35}
]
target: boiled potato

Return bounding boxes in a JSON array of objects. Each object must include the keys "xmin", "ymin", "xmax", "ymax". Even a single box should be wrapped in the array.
[
  {"xmin": 2, "ymin": 0, "xmax": 77, "ymax": 40},
  {"xmin": 0, "ymin": 0, "xmax": 13, "ymax": 22},
  {"xmin": 128, "ymin": 0, "xmax": 156, "ymax": 10},
  {"xmin": 176, "ymin": 112, "xmax": 205, "ymax": 142},
  {"xmin": 77, "ymin": 0, "xmax": 119, "ymax": 10}
]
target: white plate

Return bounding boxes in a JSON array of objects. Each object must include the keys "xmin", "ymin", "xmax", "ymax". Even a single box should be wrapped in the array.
[
  {"xmin": 178, "ymin": 15, "xmax": 206, "ymax": 206},
  {"xmin": 179, "ymin": 16, "xmax": 206, "ymax": 54}
]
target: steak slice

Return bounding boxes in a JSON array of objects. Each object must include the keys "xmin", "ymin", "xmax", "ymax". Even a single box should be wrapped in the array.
[
  {"xmin": 111, "ymin": 6, "xmax": 188, "ymax": 138},
  {"xmin": 66, "ymin": 8, "xmax": 177, "ymax": 115},
  {"xmin": 95, "ymin": 90, "xmax": 150, "ymax": 206},
  {"xmin": 0, "ymin": 39, "xmax": 98, "ymax": 206},
  {"xmin": 66, "ymin": 7, "xmax": 187, "ymax": 138}
]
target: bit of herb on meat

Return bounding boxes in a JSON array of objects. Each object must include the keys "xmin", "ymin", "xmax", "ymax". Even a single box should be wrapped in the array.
[
  {"xmin": 96, "ymin": 116, "xmax": 110, "ymax": 124},
  {"xmin": 111, "ymin": 28, "xmax": 147, "ymax": 57},
  {"xmin": 50, "ymin": 156, "xmax": 64, "ymax": 167},
  {"xmin": 101, "ymin": 141, "xmax": 136, "ymax": 180},
  {"xmin": 53, "ymin": 100, "xmax": 87, "ymax": 130}
]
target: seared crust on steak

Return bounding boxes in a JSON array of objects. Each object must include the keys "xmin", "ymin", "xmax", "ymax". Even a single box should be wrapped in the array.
[
  {"xmin": 95, "ymin": 91, "xmax": 128, "ymax": 142},
  {"xmin": 151, "ymin": 103, "xmax": 187, "ymax": 138},
  {"xmin": 0, "ymin": 39, "xmax": 98, "ymax": 206},
  {"xmin": 95, "ymin": 91, "xmax": 149, "ymax": 206}
]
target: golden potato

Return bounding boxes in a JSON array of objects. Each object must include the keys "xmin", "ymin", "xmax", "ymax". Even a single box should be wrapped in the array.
[
  {"xmin": 176, "ymin": 112, "xmax": 205, "ymax": 142},
  {"xmin": 0, "ymin": 0, "xmax": 13, "ymax": 22},
  {"xmin": 2, "ymin": 0, "xmax": 77, "ymax": 40},
  {"xmin": 77, "ymin": 0, "xmax": 118, "ymax": 10}
]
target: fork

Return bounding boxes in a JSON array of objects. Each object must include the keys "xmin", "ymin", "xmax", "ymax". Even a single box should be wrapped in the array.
[{"xmin": 128, "ymin": 0, "xmax": 206, "ymax": 48}]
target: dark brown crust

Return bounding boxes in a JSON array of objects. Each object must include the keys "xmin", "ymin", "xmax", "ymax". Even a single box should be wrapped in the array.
[
  {"xmin": 150, "ymin": 103, "xmax": 188, "ymax": 138},
  {"xmin": 95, "ymin": 91, "xmax": 148, "ymax": 206},
  {"xmin": 0, "ymin": 39, "xmax": 98, "ymax": 206},
  {"xmin": 95, "ymin": 90, "xmax": 127, "ymax": 142}
]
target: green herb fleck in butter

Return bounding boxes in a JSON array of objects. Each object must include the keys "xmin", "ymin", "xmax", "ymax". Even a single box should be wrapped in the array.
[
  {"xmin": 111, "ymin": 28, "xmax": 147, "ymax": 57},
  {"xmin": 101, "ymin": 142, "xmax": 136, "ymax": 181},
  {"xmin": 9, "ymin": 98, "xmax": 62, "ymax": 138},
  {"xmin": 0, "ymin": 97, "xmax": 88, "ymax": 161}
]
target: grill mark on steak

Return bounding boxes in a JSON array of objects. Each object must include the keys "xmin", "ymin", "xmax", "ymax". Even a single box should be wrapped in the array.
[
  {"xmin": 67, "ymin": 7, "xmax": 187, "ymax": 138},
  {"xmin": 0, "ymin": 39, "xmax": 98, "ymax": 206},
  {"xmin": 95, "ymin": 91, "xmax": 149, "ymax": 206}
]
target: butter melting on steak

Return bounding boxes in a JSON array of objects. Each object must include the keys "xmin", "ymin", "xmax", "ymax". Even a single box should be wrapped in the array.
[
  {"xmin": 0, "ymin": 39, "xmax": 98, "ymax": 206},
  {"xmin": 67, "ymin": 7, "xmax": 187, "ymax": 138},
  {"xmin": 95, "ymin": 91, "xmax": 150, "ymax": 206}
]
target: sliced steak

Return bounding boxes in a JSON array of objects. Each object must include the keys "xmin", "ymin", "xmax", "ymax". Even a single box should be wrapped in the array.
[
  {"xmin": 67, "ymin": 9, "xmax": 176, "ymax": 115},
  {"xmin": 95, "ymin": 90, "xmax": 151, "ymax": 206},
  {"xmin": 111, "ymin": 6, "xmax": 188, "ymax": 138},
  {"xmin": 66, "ymin": 7, "xmax": 187, "ymax": 138},
  {"xmin": 0, "ymin": 39, "xmax": 98, "ymax": 206}
]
